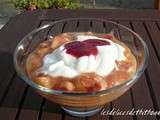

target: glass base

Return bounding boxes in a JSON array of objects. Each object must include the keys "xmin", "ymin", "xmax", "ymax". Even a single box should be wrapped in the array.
[{"xmin": 62, "ymin": 106, "xmax": 102, "ymax": 117}]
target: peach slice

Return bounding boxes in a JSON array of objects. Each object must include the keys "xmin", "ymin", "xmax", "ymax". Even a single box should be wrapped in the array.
[
  {"xmin": 36, "ymin": 41, "xmax": 51, "ymax": 57},
  {"xmin": 35, "ymin": 75, "xmax": 56, "ymax": 89},
  {"xmin": 53, "ymin": 81, "xmax": 75, "ymax": 91},
  {"xmin": 107, "ymin": 71, "xmax": 130, "ymax": 87},
  {"xmin": 26, "ymin": 53, "xmax": 42, "ymax": 75},
  {"xmin": 75, "ymin": 73, "xmax": 105, "ymax": 92},
  {"xmin": 51, "ymin": 34, "xmax": 71, "ymax": 49}
]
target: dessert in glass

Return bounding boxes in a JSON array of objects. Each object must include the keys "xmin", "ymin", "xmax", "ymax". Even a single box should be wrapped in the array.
[{"xmin": 14, "ymin": 18, "xmax": 148, "ymax": 117}]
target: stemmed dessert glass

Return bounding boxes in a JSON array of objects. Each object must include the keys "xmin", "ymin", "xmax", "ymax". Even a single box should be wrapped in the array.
[{"xmin": 14, "ymin": 18, "xmax": 148, "ymax": 117}]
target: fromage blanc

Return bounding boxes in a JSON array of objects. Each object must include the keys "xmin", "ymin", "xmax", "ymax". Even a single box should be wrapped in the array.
[{"xmin": 39, "ymin": 35, "xmax": 126, "ymax": 78}]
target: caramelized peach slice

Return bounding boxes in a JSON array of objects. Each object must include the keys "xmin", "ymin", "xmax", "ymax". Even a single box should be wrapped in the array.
[
  {"xmin": 35, "ymin": 75, "xmax": 56, "ymax": 89},
  {"xmin": 116, "ymin": 61, "xmax": 131, "ymax": 71},
  {"xmin": 54, "ymin": 81, "xmax": 75, "ymax": 91},
  {"xmin": 75, "ymin": 73, "xmax": 106, "ymax": 92},
  {"xmin": 51, "ymin": 34, "xmax": 71, "ymax": 49},
  {"xmin": 87, "ymin": 80, "xmax": 107, "ymax": 92},
  {"xmin": 107, "ymin": 71, "xmax": 130, "ymax": 87},
  {"xmin": 36, "ymin": 41, "xmax": 51, "ymax": 57},
  {"xmin": 74, "ymin": 74, "xmax": 95, "ymax": 92},
  {"xmin": 26, "ymin": 53, "xmax": 42, "ymax": 75}
]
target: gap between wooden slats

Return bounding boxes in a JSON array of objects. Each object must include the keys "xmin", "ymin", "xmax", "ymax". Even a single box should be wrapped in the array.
[{"xmin": 131, "ymin": 21, "xmax": 160, "ymax": 120}]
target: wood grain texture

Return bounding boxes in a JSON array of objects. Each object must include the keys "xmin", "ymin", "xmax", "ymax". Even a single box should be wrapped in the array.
[
  {"xmin": 0, "ymin": 76, "xmax": 27, "ymax": 119},
  {"xmin": 40, "ymin": 101, "xmax": 62, "ymax": 120},
  {"xmin": 132, "ymin": 21, "xmax": 160, "ymax": 119},
  {"xmin": 39, "ymin": 9, "xmax": 160, "ymax": 21},
  {"xmin": 144, "ymin": 21, "xmax": 160, "ymax": 61},
  {"xmin": 0, "ymin": 9, "xmax": 160, "ymax": 120}
]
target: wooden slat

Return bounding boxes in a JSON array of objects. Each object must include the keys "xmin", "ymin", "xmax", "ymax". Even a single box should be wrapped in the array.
[
  {"xmin": 131, "ymin": 75, "xmax": 156, "ymax": 120},
  {"xmin": 91, "ymin": 19, "xmax": 105, "ymax": 33},
  {"xmin": 0, "ymin": 10, "xmax": 41, "ymax": 53},
  {"xmin": 77, "ymin": 19, "xmax": 91, "ymax": 32},
  {"xmin": 112, "ymin": 92, "xmax": 134, "ymax": 120},
  {"xmin": 0, "ymin": 72, "xmax": 16, "ymax": 105},
  {"xmin": 17, "ymin": 88, "xmax": 43, "ymax": 120},
  {"xmin": 0, "ymin": 11, "xmax": 42, "ymax": 120},
  {"xmin": 40, "ymin": 101, "xmax": 62, "ymax": 120},
  {"xmin": 0, "ymin": 76, "xmax": 28, "ymax": 119},
  {"xmin": 41, "ymin": 112, "xmax": 62, "ymax": 120},
  {"xmin": 65, "ymin": 114, "xmax": 85, "ymax": 120},
  {"xmin": 40, "ymin": 9, "xmax": 160, "ymax": 21},
  {"xmin": 132, "ymin": 21, "xmax": 160, "ymax": 119},
  {"xmin": 48, "ymin": 21, "xmax": 65, "ymax": 37},
  {"xmin": 156, "ymin": 21, "xmax": 160, "ymax": 29},
  {"xmin": 0, "ymin": 52, "xmax": 15, "ymax": 86},
  {"xmin": 0, "ymin": 108, "xmax": 20, "ymax": 120},
  {"xmin": 92, "ymin": 19, "xmax": 105, "ymax": 33},
  {"xmin": 144, "ymin": 21, "xmax": 160, "ymax": 61},
  {"xmin": 63, "ymin": 20, "xmax": 78, "ymax": 32}
]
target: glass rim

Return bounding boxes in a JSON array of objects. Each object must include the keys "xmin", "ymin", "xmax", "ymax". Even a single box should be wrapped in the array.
[{"xmin": 14, "ymin": 18, "xmax": 149, "ymax": 96}]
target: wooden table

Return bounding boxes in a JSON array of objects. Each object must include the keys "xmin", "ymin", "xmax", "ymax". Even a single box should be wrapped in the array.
[{"xmin": 0, "ymin": 9, "xmax": 160, "ymax": 120}]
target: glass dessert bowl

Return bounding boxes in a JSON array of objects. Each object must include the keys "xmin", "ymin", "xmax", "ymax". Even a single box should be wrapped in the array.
[{"xmin": 14, "ymin": 18, "xmax": 148, "ymax": 117}]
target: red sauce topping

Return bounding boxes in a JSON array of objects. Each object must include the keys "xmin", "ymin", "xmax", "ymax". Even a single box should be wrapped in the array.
[{"xmin": 64, "ymin": 39, "xmax": 110, "ymax": 58}]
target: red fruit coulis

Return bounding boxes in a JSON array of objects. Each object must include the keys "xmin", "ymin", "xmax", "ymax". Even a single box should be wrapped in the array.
[{"xmin": 64, "ymin": 39, "xmax": 110, "ymax": 58}]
